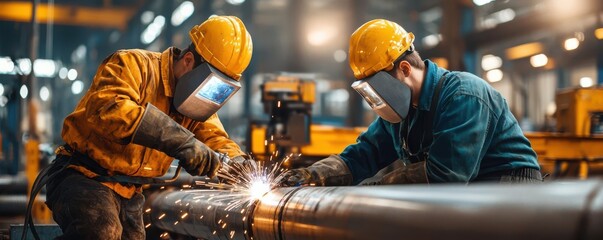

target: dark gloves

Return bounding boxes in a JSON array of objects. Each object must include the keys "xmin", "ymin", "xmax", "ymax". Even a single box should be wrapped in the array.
[
  {"xmin": 229, "ymin": 155, "xmax": 258, "ymax": 172},
  {"xmin": 175, "ymin": 141, "xmax": 224, "ymax": 177},
  {"xmin": 218, "ymin": 155, "xmax": 258, "ymax": 183},
  {"xmin": 131, "ymin": 103, "xmax": 222, "ymax": 177},
  {"xmin": 281, "ymin": 155, "xmax": 352, "ymax": 186},
  {"xmin": 362, "ymin": 161, "xmax": 429, "ymax": 185}
]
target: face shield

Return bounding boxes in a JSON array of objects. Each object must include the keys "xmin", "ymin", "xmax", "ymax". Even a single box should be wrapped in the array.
[
  {"xmin": 173, "ymin": 62, "xmax": 241, "ymax": 121},
  {"xmin": 351, "ymin": 71, "xmax": 412, "ymax": 123}
]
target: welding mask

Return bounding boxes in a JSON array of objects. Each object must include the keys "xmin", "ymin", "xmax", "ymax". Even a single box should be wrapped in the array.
[
  {"xmin": 351, "ymin": 71, "xmax": 411, "ymax": 123},
  {"xmin": 173, "ymin": 62, "xmax": 241, "ymax": 121}
]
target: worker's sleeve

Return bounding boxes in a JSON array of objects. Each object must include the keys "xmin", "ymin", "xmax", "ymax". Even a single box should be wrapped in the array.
[
  {"xmin": 83, "ymin": 52, "xmax": 145, "ymax": 144},
  {"xmin": 192, "ymin": 114, "xmax": 246, "ymax": 158},
  {"xmin": 339, "ymin": 119, "xmax": 399, "ymax": 185},
  {"xmin": 426, "ymin": 93, "xmax": 497, "ymax": 183}
]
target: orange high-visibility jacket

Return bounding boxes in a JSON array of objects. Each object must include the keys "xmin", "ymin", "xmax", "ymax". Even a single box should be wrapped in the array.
[{"xmin": 60, "ymin": 47, "xmax": 245, "ymax": 198}]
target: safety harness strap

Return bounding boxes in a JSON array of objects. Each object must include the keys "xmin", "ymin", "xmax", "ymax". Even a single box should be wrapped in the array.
[{"xmin": 424, "ymin": 71, "xmax": 450, "ymax": 145}]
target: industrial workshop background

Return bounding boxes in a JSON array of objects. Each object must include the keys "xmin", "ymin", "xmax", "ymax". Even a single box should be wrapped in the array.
[{"xmin": 1, "ymin": 0, "xmax": 603, "ymax": 239}]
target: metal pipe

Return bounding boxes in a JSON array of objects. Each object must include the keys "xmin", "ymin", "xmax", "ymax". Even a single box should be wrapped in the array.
[
  {"xmin": 0, "ymin": 175, "xmax": 28, "ymax": 194},
  {"xmin": 152, "ymin": 180, "xmax": 603, "ymax": 240},
  {"xmin": 150, "ymin": 190, "xmax": 249, "ymax": 240}
]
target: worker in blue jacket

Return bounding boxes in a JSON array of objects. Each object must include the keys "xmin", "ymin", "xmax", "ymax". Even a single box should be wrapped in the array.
[{"xmin": 283, "ymin": 19, "xmax": 542, "ymax": 186}]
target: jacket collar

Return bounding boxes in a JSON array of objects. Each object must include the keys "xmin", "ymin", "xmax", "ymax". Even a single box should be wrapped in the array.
[
  {"xmin": 417, "ymin": 59, "xmax": 448, "ymax": 111},
  {"xmin": 160, "ymin": 47, "xmax": 177, "ymax": 97}
]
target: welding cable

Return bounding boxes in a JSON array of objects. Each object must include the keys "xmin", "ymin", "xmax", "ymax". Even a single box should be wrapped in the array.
[{"xmin": 21, "ymin": 157, "xmax": 70, "ymax": 240}]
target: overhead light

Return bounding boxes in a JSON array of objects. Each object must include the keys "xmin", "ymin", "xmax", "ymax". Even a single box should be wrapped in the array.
[
  {"xmin": 473, "ymin": 0, "xmax": 494, "ymax": 6},
  {"xmin": 481, "ymin": 54, "xmax": 503, "ymax": 71},
  {"xmin": 422, "ymin": 34, "xmax": 441, "ymax": 48},
  {"xmin": 306, "ymin": 27, "xmax": 336, "ymax": 46},
  {"xmin": 59, "ymin": 67, "xmax": 68, "ymax": 79},
  {"xmin": 486, "ymin": 69, "xmax": 503, "ymax": 83},
  {"xmin": 17, "ymin": 58, "xmax": 32, "ymax": 75},
  {"xmin": 482, "ymin": 8, "xmax": 516, "ymax": 29},
  {"xmin": 0, "ymin": 96, "xmax": 7, "ymax": 107},
  {"xmin": 71, "ymin": 80, "xmax": 84, "ymax": 94},
  {"xmin": 506, "ymin": 42, "xmax": 544, "ymax": 60},
  {"xmin": 564, "ymin": 37, "xmax": 579, "ymax": 51},
  {"xmin": 333, "ymin": 49, "xmax": 347, "ymax": 63},
  {"xmin": 67, "ymin": 69, "xmax": 78, "ymax": 81},
  {"xmin": 579, "ymin": 77, "xmax": 594, "ymax": 88},
  {"xmin": 493, "ymin": 8, "xmax": 515, "ymax": 23},
  {"xmin": 141, "ymin": 15, "xmax": 166, "ymax": 44},
  {"xmin": 225, "ymin": 0, "xmax": 245, "ymax": 5},
  {"xmin": 33, "ymin": 59, "xmax": 57, "ymax": 78},
  {"xmin": 171, "ymin": 1, "xmax": 194, "ymax": 27},
  {"xmin": 40, "ymin": 86, "xmax": 50, "ymax": 102},
  {"xmin": 595, "ymin": 28, "xmax": 603, "ymax": 40},
  {"xmin": 141, "ymin": 11, "xmax": 154, "ymax": 25},
  {"xmin": 530, "ymin": 54, "xmax": 548, "ymax": 68},
  {"xmin": 71, "ymin": 45, "xmax": 87, "ymax": 62},
  {"xmin": 20, "ymin": 85, "xmax": 28, "ymax": 99},
  {"xmin": 0, "ymin": 57, "xmax": 15, "ymax": 74}
]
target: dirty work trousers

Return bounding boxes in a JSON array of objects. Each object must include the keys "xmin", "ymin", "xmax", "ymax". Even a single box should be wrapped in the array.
[{"xmin": 45, "ymin": 168, "xmax": 145, "ymax": 240}]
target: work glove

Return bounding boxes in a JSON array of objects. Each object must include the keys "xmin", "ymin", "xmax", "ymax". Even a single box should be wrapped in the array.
[
  {"xmin": 361, "ymin": 161, "xmax": 428, "ymax": 185},
  {"xmin": 131, "ymin": 103, "xmax": 222, "ymax": 177},
  {"xmin": 281, "ymin": 155, "xmax": 352, "ymax": 187},
  {"xmin": 218, "ymin": 155, "xmax": 259, "ymax": 183}
]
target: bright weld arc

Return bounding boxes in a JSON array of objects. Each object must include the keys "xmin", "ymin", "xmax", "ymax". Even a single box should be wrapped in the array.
[
  {"xmin": 197, "ymin": 153, "xmax": 300, "ymax": 211},
  {"xmin": 160, "ymin": 153, "xmax": 300, "ymax": 238}
]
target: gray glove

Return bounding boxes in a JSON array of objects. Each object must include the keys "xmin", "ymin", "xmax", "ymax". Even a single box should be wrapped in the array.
[
  {"xmin": 281, "ymin": 155, "xmax": 352, "ymax": 186},
  {"xmin": 228, "ymin": 155, "xmax": 258, "ymax": 171},
  {"xmin": 362, "ymin": 161, "xmax": 429, "ymax": 185},
  {"xmin": 132, "ymin": 103, "xmax": 222, "ymax": 177}
]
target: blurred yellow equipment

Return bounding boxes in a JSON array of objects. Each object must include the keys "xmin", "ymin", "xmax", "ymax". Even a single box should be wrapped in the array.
[
  {"xmin": 349, "ymin": 19, "xmax": 415, "ymax": 79},
  {"xmin": 555, "ymin": 88, "xmax": 603, "ymax": 136},
  {"xmin": 189, "ymin": 15, "xmax": 253, "ymax": 80},
  {"xmin": 527, "ymin": 87, "xmax": 603, "ymax": 179}
]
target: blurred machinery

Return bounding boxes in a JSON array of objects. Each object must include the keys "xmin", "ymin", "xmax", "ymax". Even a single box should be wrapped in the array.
[
  {"xmin": 260, "ymin": 76, "xmax": 314, "ymax": 159},
  {"xmin": 555, "ymin": 88, "xmax": 603, "ymax": 136},
  {"xmin": 526, "ymin": 87, "xmax": 603, "ymax": 178},
  {"xmin": 151, "ymin": 179, "xmax": 603, "ymax": 240},
  {"xmin": 249, "ymin": 75, "xmax": 363, "ymax": 167}
]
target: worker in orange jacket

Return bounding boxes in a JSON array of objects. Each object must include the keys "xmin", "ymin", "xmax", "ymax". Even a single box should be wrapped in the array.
[{"xmin": 41, "ymin": 16, "xmax": 253, "ymax": 239}]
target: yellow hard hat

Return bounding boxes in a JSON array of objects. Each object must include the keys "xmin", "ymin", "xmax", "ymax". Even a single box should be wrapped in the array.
[
  {"xmin": 349, "ymin": 19, "xmax": 415, "ymax": 79},
  {"xmin": 189, "ymin": 15, "xmax": 253, "ymax": 80}
]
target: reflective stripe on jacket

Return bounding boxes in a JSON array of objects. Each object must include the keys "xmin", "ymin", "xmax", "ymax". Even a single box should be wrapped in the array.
[
  {"xmin": 340, "ymin": 60, "xmax": 539, "ymax": 184},
  {"xmin": 60, "ymin": 47, "xmax": 245, "ymax": 198}
]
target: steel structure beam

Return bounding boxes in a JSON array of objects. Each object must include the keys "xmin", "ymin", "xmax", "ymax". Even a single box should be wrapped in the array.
[{"xmin": 0, "ymin": 1, "xmax": 138, "ymax": 30}]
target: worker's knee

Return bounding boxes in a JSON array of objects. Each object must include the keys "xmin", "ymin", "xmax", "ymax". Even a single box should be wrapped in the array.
[
  {"xmin": 56, "ymin": 217, "xmax": 122, "ymax": 240},
  {"xmin": 46, "ymin": 171, "xmax": 123, "ymax": 239}
]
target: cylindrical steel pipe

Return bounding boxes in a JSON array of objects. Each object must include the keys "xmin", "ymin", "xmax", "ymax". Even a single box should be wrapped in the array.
[
  {"xmin": 150, "ymin": 190, "xmax": 249, "ymax": 240},
  {"xmin": 153, "ymin": 180, "xmax": 603, "ymax": 240}
]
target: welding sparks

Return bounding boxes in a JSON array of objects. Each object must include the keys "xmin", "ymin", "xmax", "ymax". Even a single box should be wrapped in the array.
[
  {"xmin": 196, "ymin": 153, "xmax": 298, "ymax": 212},
  {"xmin": 151, "ymin": 153, "xmax": 299, "ymax": 239}
]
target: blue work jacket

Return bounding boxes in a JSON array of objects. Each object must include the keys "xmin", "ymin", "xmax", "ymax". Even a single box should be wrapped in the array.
[{"xmin": 340, "ymin": 60, "xmax": 539, "ymax": 184}]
